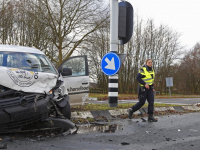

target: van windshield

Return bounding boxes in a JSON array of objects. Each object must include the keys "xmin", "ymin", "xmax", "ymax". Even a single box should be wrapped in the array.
[{"xmin": 0, "ymin": 52, "xmax": 57, "ymax": 74}]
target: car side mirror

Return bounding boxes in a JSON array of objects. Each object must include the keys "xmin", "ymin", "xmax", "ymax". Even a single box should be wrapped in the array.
[{"xmin": 61, "ymin": 68, "xmax": 72, "ymax": 76}]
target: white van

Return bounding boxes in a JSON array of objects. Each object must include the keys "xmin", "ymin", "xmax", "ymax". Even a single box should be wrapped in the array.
[{"xmin": 0, "ymin": 45, "xmax": 89, "ymax": 133}]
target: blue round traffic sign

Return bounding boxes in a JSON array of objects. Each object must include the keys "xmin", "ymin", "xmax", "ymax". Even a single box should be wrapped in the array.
[{"xmin": 101, "ymin": 52, "xmax": 121, "ymax": 76}]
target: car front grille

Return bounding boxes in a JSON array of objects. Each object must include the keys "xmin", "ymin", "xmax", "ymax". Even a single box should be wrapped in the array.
[{"xmin": 0, "ymin": 94, "xmax": 44, "ymax": 109}]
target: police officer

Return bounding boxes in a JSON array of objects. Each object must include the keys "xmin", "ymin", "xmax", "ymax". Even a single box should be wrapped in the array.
[{"xmin": 127, "ymin": 59, "xmax": 158, "ymax": 122}]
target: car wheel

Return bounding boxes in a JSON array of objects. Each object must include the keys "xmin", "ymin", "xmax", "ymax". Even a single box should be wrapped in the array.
[{"xmin": 60, "ymin": 101, "xmax": 71, "ymax": 120}]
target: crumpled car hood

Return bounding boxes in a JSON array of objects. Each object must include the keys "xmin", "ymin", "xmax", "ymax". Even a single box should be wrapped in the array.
[{"xmin": 0, "ymin": 67, "xmax": 58, "ymax": 93}]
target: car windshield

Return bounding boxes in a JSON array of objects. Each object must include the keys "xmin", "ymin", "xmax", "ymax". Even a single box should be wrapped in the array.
[{"xmin": 0, "ymin": 51, "xmax": 58, "ymax": 74}]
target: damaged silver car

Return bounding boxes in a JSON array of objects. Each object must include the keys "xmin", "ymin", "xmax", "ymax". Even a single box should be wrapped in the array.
[{"xmin": 0, "ymin": 45, "xmax": 89, "ymax": 133}]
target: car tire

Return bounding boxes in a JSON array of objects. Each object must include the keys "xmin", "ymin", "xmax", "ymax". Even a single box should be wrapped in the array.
[{"xmin": 60, "ymin": 101, "xmax": 71, "ymax": 120}]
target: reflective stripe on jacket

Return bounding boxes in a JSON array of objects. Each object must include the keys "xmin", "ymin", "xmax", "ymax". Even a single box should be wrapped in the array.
[{"xmin": 139, "ymin": 66, "xmax": 155, "ymax": 86}]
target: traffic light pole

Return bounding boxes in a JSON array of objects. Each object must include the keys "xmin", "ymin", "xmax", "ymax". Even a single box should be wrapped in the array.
[{"xmin": 109, "ymin": 0, "xmax": 119, "ymax": 107}]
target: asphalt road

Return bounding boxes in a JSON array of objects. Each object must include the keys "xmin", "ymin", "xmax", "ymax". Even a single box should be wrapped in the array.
[
  {"xmin": 2, "ymin": 112, "xmax": 200, "ymax": 150},
  {"xmin": 89, "ymin": 98, "xmax": 200, "ymax": 105}
]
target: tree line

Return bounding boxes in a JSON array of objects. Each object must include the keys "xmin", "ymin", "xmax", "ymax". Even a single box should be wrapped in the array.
[{"xmin": 0, "ymin": 0, "xmax": 199, "ymax": 95}]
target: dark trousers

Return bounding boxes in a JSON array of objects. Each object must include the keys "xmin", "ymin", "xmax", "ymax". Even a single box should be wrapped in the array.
[{"xmin": 131, "ymin": 87, "xmax": 154, "ymax": 115}]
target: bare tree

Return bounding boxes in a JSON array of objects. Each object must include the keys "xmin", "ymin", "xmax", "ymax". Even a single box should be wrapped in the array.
[
  {"xmin": 80, "ymin": 12, "xmax": 110, "ymax": 92},
  {"xmin": 174, "ymin": 43, "xmax": 200, "ymax": 94},
  {"xmin": 0, "ymin": 0, "xmax": 16, "ymax": 44},
  {"xmin": 27, "ymin": 0, "xmax": 109, "ymax": 66}
]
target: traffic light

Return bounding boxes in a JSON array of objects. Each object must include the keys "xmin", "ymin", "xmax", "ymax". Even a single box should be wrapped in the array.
[{"xmin": 118, "ymin": 1, "xmax": 134, "ymax": 45}]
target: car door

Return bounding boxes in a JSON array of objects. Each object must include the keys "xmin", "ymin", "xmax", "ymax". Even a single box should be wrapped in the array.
[{"xmin": 58, "ymin": 55, "xmax": 89, "ymax": 106}]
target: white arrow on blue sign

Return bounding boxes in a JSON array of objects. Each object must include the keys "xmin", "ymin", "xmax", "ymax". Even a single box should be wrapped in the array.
[{"xmin": 101, "ymin": 52, "xmax": 121, "ymax": 76}]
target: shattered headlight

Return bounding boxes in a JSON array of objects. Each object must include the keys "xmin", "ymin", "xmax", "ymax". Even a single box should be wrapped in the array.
[
  {"xmin": 50, "ymin": 74, "xmax": 68, "ymax": 101},
  {"xmin": 58, "ymin": 85, "xmax": 67, "ymax": 97},
  {"xmin": 53, "ymin": 85, "xmax": 68, "ymax": 101}
]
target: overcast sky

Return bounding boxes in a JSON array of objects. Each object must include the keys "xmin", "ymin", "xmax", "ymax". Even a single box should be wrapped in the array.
[{"xmin": 125, "ymin": 0, "xmax": 200, "ymax": 50}]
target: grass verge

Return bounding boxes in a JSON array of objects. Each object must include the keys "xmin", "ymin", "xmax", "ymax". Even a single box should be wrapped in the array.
[
  {"xmin": 71, "ymin": 103, "xmax": 182, "ymax": 112},
  {"xmin": 89, "ymin": 93, "xmax": 200, "ymax": 101}
]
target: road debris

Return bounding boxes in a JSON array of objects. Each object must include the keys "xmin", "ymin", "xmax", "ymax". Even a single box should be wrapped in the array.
[
  {"xmin": 141, "ymin": 118, "xmax": 147, "ymax": 122},
  {"xmin": 30, "ymin": 139, "xmax": 37, "ymax": 142},
  {"xmin": 121, "ymin": 142, "xmax": 129, "ymax": 145},
  {"xmin": 63, "ymin": 125, "xmax": 78, "ymax": 136},
  {"xmin": 146, "ymin": 131, "xmax": 151, "ymax": 134},
  {"xmin": 189, "ymin": 129, "xmax": 198, "ymax": 132},
  {"xmin": 0, "ymin": 144, "xmax": 7, "ymax": 149},
  {"xmin": 37, "ymin": 135, "xmax": 45, "ymax": 141}
]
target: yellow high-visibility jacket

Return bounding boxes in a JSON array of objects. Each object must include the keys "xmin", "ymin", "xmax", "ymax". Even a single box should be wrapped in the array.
[{"xmin": 139, "ymin": 66, "xmax": 155, "ymax": 86}]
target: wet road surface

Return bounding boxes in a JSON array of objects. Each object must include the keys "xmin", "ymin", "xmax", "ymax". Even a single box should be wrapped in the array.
[{"xmin": 1, "ymin": 112, "xmax": 200, "ymax": 150}]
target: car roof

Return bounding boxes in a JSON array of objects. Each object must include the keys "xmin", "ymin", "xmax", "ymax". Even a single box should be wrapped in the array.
[{"xmin": 0, "ymin": 44, "xmax": 44, "ymax": 55}]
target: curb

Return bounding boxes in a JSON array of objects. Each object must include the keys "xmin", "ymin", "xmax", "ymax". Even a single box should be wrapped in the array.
[{"xmin": 71, "ymin": 105, "xmax": 200, "ymax": 119}]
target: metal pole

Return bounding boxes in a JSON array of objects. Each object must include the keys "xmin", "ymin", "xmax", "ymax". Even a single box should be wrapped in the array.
[{"xmin": 109, "ymin": 0, "xmax": 118, "ymax": 107}]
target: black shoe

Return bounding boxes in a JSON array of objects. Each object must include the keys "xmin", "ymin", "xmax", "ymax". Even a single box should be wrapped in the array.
[
  {"xmin": 127, "ymin": 108, "xmax": 133, "ymax": 119},
  {"xmin": 148, "ymin": 115, "xmax": 158, "ymax": 122}
]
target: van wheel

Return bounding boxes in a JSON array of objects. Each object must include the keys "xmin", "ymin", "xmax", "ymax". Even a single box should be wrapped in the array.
[{"xmin": 60, "ymin": 101, "xmax": 71, "ymax": 120}]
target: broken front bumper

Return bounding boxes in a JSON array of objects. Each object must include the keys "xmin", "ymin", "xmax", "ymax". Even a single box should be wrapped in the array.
[{"xmin": 0, "ymin": 94, "xmax": 50, "ymax": 133}]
